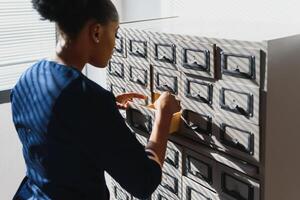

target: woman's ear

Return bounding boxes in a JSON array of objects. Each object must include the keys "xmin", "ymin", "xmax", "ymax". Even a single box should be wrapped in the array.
[{"xmin": 90, "ymin": 23, "xmax": 103, "ymax": 44}]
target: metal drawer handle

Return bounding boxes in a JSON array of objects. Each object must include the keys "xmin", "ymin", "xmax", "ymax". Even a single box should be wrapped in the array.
[
  {"xmin": 113, "ymin": 71, "xmax": 122, "ymax": 77},
  {"xmin": 157, "ymin": 84, "xmax": 175, "ymax": 93},
  {"xmin": 132, "ymin": 77, "xmax": 144, "ymax": 85},
  {"xmin": 159, "ymin": 55, "xmax": 172, "ymax": 63},
  {"xmin": 230, "ymin": 138, "xmax": 249, "ymax": 153}
]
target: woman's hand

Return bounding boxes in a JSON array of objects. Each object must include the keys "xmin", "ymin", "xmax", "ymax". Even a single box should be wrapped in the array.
[
  {"xmin": 116, "ymin": 92, "xmax": 147, "ymax": 109},
  {"xmin": 154, "ymin": 92, "xmax": 181, "ymax": 118}
]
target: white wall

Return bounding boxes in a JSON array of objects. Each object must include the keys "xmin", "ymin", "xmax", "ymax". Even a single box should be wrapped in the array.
[
  {"xmin": 0, "ymin": 103, "xmax": 26, "ymax": 199},
  {"xmin": 112, "ymin": 0, "xmax": 180, "ymax": 23},
  {"xmin": 180, "ymin": 0, "xmax": 300, "ymax": 24}
]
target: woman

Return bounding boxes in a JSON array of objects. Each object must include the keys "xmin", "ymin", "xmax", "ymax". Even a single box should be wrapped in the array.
[{"xmin": 11, "ymin": 0, "xmax": 181, "ymax": 199}]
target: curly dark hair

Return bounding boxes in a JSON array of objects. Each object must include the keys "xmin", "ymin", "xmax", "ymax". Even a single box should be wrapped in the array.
[{"xmin": 32, "ymin": 0, "xmax": 119, "ymax": 38}]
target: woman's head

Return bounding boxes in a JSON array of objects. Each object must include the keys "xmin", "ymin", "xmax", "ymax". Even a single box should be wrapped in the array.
[{"xmin": 32, "ymin": 0, "xmax": 119, "ymax": 68}]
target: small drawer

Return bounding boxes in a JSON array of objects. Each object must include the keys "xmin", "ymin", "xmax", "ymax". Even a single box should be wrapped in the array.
[
  {"xmin": 155, "ymin": 43, "xmax": 176, "ymax": 64},
  {"xmin": 214, "ymin": 82, "xmax": 259, "ymax": 125},
  {"xmin": 108, "ymin": 83, "xmax": 126, "ymax": 97},
  {"xmin": 179, "ymin": 41, "xmax": 215, "ymax": 78},
  {"xmin": 182, "ymin": 177, "xmax": 219, "ymax": 200},
  {"xmin": 161, "ymin": 171, "xmax": 180, "ymax": 196},
  {"xmin": 127, "ymin": 33, "xmax": 149, "ymax": 61},
  {"xmin": 220, "ymin": 88, "xmax": 253, "ymax": 117},
  {"xmin": 165, "ymin": 146, "xmax": 180, "ymax": 170},
  {"xmin": 129, "ymin": 66, "xmax": 148, "ymax": 86},
  {"xmin": 112, "ymin": 182, "xmax": 131, "ymax": 200},
  {"xmin": 152, "ymin": 188, "xmax": 178, "ymax": 200},
  {"xmin": 213, "ymin": 116, "xmax": 260, "ymax": 163},
  {"xmin": 218, "ymin": 45, "xmax": 261, "ymax": 86},
  {"xmin": 180, "ymin": 103, "xmax": 214, "ymax": 144},
  {"xmin": 126, "ymin": 103, "xmax": 154, "ymax": 134},
  {"xmin": 151, "ymin": 36, "xmax": 177, "ymax": 70},
  {"xmin": 108, "ymin": 60, "xmax": 125, "ymax": 79},
  {"xmin": 126, "ymin": 60, "xmax": 150, "ymax": 90},
  {"xmin": 217, "ymin": 165, "xmax": 260, "ymax": 200},
  {"xmin": 127, "ymin": 108, "xmax": 152, "ymax": 133},
  {"xmin": 182, "ymin": 110, "xmax": 213, "ymax": 136},
  {"xmin": 153, "ymin": 68, "xmax": 180, "ymax": 95},
  {"xmin": 180, "ymin": 74, "xmax": 215, "ymax": 115},
  {"xmin": 129, "ymin": 39, "xmax": 148, "ymax": 59},
  {"xmin": 114, "ymin": 31, "xmax": 126, "ymax": 58},
  {"xmin": 184, "ymin": 150, "xmax": 217, "ymax": 192},
  {"xmin": 183, "ymin": 78, "xmax": 213, "ymax": 105},
  {"xmin": 164, "ymin": 142, "xmax": 182, "ymax": 173}
]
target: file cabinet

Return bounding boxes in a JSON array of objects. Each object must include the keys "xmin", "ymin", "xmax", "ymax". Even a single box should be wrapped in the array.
[{"xmin": 104, "ymin": 18, "xmax": 300, "ymax": 200}]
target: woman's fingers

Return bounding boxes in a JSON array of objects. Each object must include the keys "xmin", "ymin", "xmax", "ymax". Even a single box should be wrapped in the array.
[
  {"xmin": 123, "ymin": 92, "xmax": 147, "ymax": 100},
  {"xmin": 117, "ymin": 92, "xmax": 147, "ymax": 103},
  {"xmin": 116, "ymin": 93, "xmax": 147, "ymax": 109}
]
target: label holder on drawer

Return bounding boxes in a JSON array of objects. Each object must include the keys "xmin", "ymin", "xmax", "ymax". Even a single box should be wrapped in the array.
[
  {"xmin": 128, "ymin": 109, "xmax": 152, "ymax": 133},
  {"xmin": 155, "ymin": 73, "xmax": 178, "ymax": 95},
  {"xmin": 183, "ymin": 48, "xmax": 210, "ymax": 72},
  {"xmin": 129, "ymin": 66, "xmax": 148, "ymax": 87},
  {"xmin": 220, "ymin": 123, "xmax": 255, "ymax": 155},
  {"xmin": 186, "ymin": 155, "xmax": 213, "ymax": 185},
  {"xmin": 221, "ymin": 52, "xmax": 256, "ymax": 80},
  {"xmin": 109, "ymin": 84, "xmax": 126, "ymax": 96},
  {"xmin": 165, "ymin": 147, "xmax": 179, "ymax": 169},
  {"xmin": 221, "ymin": 173, "xmax": 254, "ymax": 200},
  {"xmin": 108, "ymin": 61, "xmax": 125, "ymax": 78},
  {"xmin": 154, "ymin": 43, "xmax": 176, "ymax": 64},
  {"xmin": 185, "ymin": 79, "xmax": 213, "ymax": 105},
  {"xmin": 220, "ymin": 88, "xmax": 254, "ymax": 118},
  {"xmin": 114, "ymin": 33, "xmax": 124, "ymax": 55},
  {"xmin": 182, "ymin": 110, "xmax": 212, "ymax": 136},
  {"xmin": 129, "ymin": 39, "xmax": 148, "ymax": 58},
  {"xmin": 161, "ymin": 171, "xmax": 179, "ymax": 195}
]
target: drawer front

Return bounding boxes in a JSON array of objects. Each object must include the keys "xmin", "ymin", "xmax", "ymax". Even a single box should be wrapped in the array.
[
  {"xmin": 217, "ymin": 165, "xmax": 260, "ymax": 200},
  {"xmin": 153, "ymin": 68, "xmax": 180, "ymax": 95},
  {"xmin": 109, "ymin": 83, "xmax": 126, "ymax": 97},
  {"xmin": 127, "ymin": 32, "xmax": 149, "ymax": 61},
  {"xmin": 179, "ymin": 41, "xmax": 215, "ymax": 78},
  {"xmin": 180, "ymin": 74, "xmax": 215, "ymax": 115},
  {"xmin": 164, "ymin": 141, "xmax": 182, "ymax": 173},
  {"xmin": 180, "ymin": 103, "xmax": 214, "ymax": 144},
  {"xmin": 114, "ymin": 31, "xmax": 126, "ymax": 58},
  {"xmin": 214, "ymin": 116, "xmax": 260, "ymax": 163},
  {"xmin": 184, "ymin": 150, "xmax": 217, "ymax": 192},
  {"xmin": 221, "ymin": 88, "xmax": 253, "ymax": 117},
  {"xmin": 221, "ymin": 174, "xmax": 253, "ymax": 200},
  {"xmin": 108, "ymin": 60, "xmax": 125, "ymax": 79},
  {"xmin": 126, "ymin": 60, "xmax": 150, "ymax": 88},
  {"xmin": 165, "ymin": 146, "xmax": 180, "ymax": 169},
  {"xmin": 151, "ymin": 36, "xmax": 177, "ymax": 70},
  {"xmin": 129, "ymin": 40, "xmax": 148, "ymax": 59},
  {"xmin": 152, "ymin": 188, "xmax": 178, "ymax": 200},
  {"xmin": 129, "ymin": 66, "xmax": 148, "ymax": 86},
  {"xmin": 127, "ymin": 108, "xmax": 152, "ymax": 133},
  {"xmin": 214, "ymin": 82, "xmax": 259, "ymax": 125},
  {"xmin": 126, "ymin": 103, "xmax": 154, "ymax": 134},
  {"xmin": 161, "ymin": 171, "xmax": 180, "ymax": 196},
  {"xmin": 184, "ymin": 78, "xmax": 213, "ymax": 105},
  {"xmin": 183, "ymin": 177, "xmax": 219, "ymax": 200},
  {"xmin": 218, "ymin": 45, "xmax": 261, "ymax": 86},
  {"xmin": 155, "ymin": 43, "xmax": 176, "ymax": 64}
]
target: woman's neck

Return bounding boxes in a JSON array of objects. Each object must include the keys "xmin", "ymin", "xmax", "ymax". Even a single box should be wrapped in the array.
[{"xmin": 53, "ymin": 33, "xmax": 88, "ymax": 71}]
